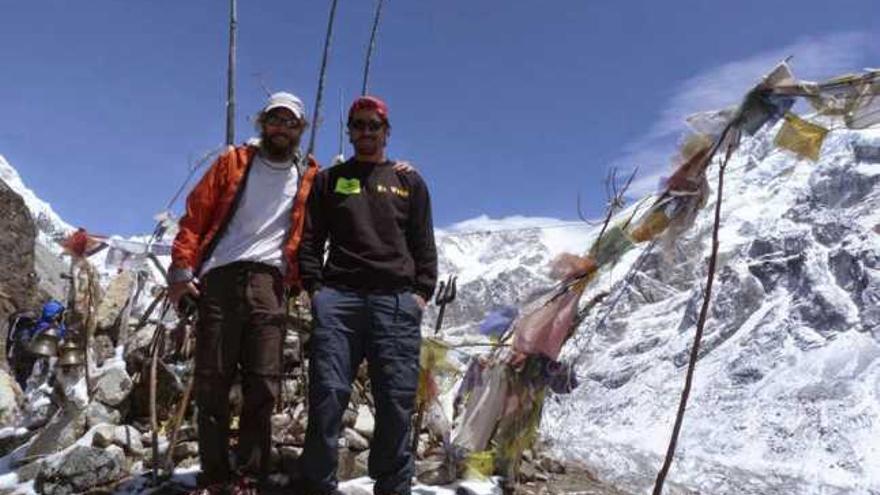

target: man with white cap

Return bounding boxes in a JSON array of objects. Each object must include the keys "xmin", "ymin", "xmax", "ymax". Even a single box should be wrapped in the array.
[{"xmin": 169, "ymin": 91, "xmax": 318, "ymax": 493}]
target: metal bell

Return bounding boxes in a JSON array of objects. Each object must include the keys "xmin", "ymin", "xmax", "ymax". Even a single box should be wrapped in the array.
[
  {"xmin": 57, "ymin": 340, "xmax": 85, "ymax": 367},
  {"xmin": 29, "ymin": 326, "xmax": 61, "ymax": 357}
]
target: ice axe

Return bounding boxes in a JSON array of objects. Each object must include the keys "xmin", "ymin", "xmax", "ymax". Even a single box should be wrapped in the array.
[{"xmin": 433, "ymin": 275, "xmax": 457, "ymax": 335}]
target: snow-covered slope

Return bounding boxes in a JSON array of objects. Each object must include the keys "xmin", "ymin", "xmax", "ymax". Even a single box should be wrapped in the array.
[
  {"xmin": 0, "ymin": 155, "xmax": 72, "ymax": 252},
  {"xmin": 427, "ymin": 123, "xmax": 880, "ymax": 494},
  {"xmin": 539, "ymin": 123, "xmax": 876, "ymax": 494}
]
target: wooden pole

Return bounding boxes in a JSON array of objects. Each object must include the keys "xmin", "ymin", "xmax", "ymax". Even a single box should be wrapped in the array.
[
  {"xmin": 651, "ymin": 132, "xmax": 738, "ymax": 495},
  {"xmin": 361, "ymin": 0, "xmax": 385, "ymax": 96},
  {"xmin": 225, "ymin": 0, "xmax": 237, "ymax": 146},
  {"xmin": 304, "ymin": 0, "xmax": 340, "ymax": 160}
]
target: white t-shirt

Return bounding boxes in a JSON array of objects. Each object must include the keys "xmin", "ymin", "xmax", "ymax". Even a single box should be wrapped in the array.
[{"xmin": 199, "ymin": 153, "xmax": 300, "ymax": 275}]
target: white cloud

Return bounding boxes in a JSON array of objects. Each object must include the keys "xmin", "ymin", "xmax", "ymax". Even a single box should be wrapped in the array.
[{"xmin": 617, "ymin": 31, "xmax": 877, "ymax": 196}]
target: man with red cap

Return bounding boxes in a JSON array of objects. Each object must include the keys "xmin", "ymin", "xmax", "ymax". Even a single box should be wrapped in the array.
[{"xmin": 298, "ymin": 96, "xmax": 438, "ymax": 495}]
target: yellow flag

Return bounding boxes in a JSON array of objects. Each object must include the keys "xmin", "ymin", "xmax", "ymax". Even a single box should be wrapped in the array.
[
  {"xmin": 463, "ymin": 451, "xmax": 494, "ymax": 480},
  {"xmin": 774, "ymin": 112, "xmax": 829, "ymax": 161}
]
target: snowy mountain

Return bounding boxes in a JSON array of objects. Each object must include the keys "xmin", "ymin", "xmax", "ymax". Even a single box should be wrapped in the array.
[
  {"xmin": 0, "ymin": 155, "xmax": 73, "ymax": 252},
  {"xmin": 428, "ymin": 123, "xmax": 880, "ymax": 493},
  {"xmin": 2, "ymin": 118, "xmax": 878, "ymax": 494}
]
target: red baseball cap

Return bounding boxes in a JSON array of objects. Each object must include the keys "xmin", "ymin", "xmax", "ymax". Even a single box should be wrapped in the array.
[{"xmin": 348, "ymin": 95, "xmax": 389, "ymax": 124}]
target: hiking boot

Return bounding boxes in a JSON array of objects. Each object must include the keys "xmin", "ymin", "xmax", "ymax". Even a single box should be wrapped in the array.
[
  {"xmin": 228, "ymin": 476, "xmax": 260, "ymax": 495},
  {"xmin": 188, "ymin": 482, "xmax": 231, "ymax": 495}
]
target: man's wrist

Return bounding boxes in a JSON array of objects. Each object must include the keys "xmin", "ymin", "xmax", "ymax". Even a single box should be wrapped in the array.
[{"xmin": 168, "ymin": 267, "xmax": 194, "ymax": 285}]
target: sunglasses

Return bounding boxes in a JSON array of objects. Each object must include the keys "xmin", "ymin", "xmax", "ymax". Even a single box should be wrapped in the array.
[
  {"xmin": 264, "ymin": 115, "xmax": 302, "ymax": 129},
  {"xmin": 348, "ymin": 119, "xmax": 385, "ymax": 132}
]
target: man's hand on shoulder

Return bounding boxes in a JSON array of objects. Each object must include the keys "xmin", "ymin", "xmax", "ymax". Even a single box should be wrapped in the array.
[{"xmin": 393, "ymin": 160, "xmax": 417, "ymax": 174}]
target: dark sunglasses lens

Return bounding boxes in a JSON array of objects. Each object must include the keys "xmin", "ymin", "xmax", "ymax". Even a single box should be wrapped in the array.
[
  {"xmin": 266, "ymin": 115, "xmax": 300, "ymax": 128},
  {"xmin": 350, "ymin": 120, "xmax": 384, "ymax": 131}
]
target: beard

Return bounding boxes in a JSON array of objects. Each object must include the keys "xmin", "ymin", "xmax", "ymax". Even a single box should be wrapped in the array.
[{"xmin": 261, "ymin": 132, "xmax": 298, "ymax": 159}]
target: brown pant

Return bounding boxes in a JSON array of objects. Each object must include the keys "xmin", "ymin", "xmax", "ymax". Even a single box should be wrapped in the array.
[{"xmin": 194, "ymin": 261, "xmax": 285, "ymax": 485}]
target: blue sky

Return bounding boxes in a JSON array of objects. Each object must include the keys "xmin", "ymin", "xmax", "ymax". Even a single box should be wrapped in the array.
[{"xmin": 1, "ymin": 1, "xmax": 878, "ymax": 236}]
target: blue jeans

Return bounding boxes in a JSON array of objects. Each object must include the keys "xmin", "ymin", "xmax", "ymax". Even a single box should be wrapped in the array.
[{"xmin": 300, "ymin": 287, "xmax": 423, "ymax": 495}]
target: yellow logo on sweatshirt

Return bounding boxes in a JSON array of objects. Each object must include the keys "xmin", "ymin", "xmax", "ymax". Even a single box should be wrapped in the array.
[
  {"xmin": 376, "ymin": 184, "xmax": 410, "ymax": 198},
  {"xmin": 334, "ymin": 177, "xmax": 361, "ymax": 195}
]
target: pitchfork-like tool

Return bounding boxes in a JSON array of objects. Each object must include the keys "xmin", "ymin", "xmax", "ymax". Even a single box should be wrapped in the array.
[{"xmin": 433, "ymin": 275, "xmax": 457, "ymax": 335}]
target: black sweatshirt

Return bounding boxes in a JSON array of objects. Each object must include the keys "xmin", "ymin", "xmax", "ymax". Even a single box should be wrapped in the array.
[{"xmin": 298, "ymin": 159, "xmax": 438, "ymax": 300}]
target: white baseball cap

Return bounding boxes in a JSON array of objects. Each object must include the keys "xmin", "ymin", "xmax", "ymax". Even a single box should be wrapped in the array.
[{"xmin": 262, "ymin": 91, "xmax": 306, "ymax": 120}]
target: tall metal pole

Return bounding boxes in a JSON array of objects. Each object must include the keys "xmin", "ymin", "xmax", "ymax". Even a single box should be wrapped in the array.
[
  {"xmin": 225, "ymin": 0, "xmax": 237, "ymax": 146},
  {"xmin": 361, "ymin": 0, "xmax": 385, "ymax": 95}
]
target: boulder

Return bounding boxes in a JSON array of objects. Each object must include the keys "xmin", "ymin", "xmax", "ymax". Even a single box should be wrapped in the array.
[
  {"xmin": 85, "ymin": 400, "xmax": 121, "ymax": 428},
  {"xmin": 172, "ymin": 441, "xmax": 200, "ymax": 463},
  {"xmin": 92, "ymin": 424, "xmax": 144, "ymax": 458},
  {"xmin": 90, "ymin": 334, "xmax": 116, "ymax": 367},
  {"xmin": 337, "ymin": 448, "xmax": 368, "ymax": 481},
  {"xmin": 0, "ymin": 177, "xmax": 39, "ymax": 361},
  {"xmin": 353, "ymin": 405, "xmax": 374, "ymax": 440},
  {"xmin": 35, "ymin": 445, "xmax": 126, "ymax": 494},
  {"xmin": 26, "ymin": 406, "xmax": 87, "ymax": 458},
  {"xmin": 0, "ymin": 427, "xmax": 33, "ymax": 458},
  {"xmin": 93, "ymin": 365, "xmax": 133, "ymax": 407},
  {"xmin": 128, "ymin": 359, "xmax": 182, "ymax": 421},
  {"xmin": 342, "ymin": 428, "xmax": 369, "ymax": 451},
  {"xmin": 95, "ymin": 271, "xmax": 136, "ymax": 343}
]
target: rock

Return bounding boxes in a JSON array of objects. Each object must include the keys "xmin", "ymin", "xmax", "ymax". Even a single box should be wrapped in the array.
[
  {"xmin": 33, "ymin": 242, "xmax": 67, "ymax": 302},
  {"xmin": 26, "ymin": 406, "xmax": 87, "ymax": 458},
  {"xmin": 14, "ymin": 458, "xmax": 45, "ymax": 483},
  {"xmin": 0, "ymin": 368, "xmax": 23, "ymax": 428},
  {"xmin": 0, "ymin": 175, "xmax": 39, "ymax": 358},
  {"xmin": 337, "ymin": 448, "xmax": 369, "ymax": 481},
  {"xmin": 416, "ymin": 459, "xmax": 456, "ymax": 486},
  {"xmin": 95, "ymin": 271, "xmax": 136, "ymax": 342},
  {"xmin": 280, "ymin": 446, "xmax": 302, "ymax": 477},
  {"xmin": 91, "ymin": 424, "xmax": 117, "ymax": 448},
  {"xmin": 538, "ymin": 456, "xmax": 566, "ymax": 475},
  {"xmin": 0, "ymin": 427, "xmax": 33, "ymax": 459},
  {"xmin": 172, "ymin": 441, "xmax": 199, "ymax": 462},
  {"xmin": 125, "ymin": 325, "xmax": 156, "ymax": 356},
  {"xmin": 353, "ymin": 405, "xmax": 374, "ymax": 440},
  {"xmin": 342, "ymin": 408, "xmax": 358, "ymax": 429},
  {"xmin": 342, "ymin": 428, "xmax": 369, "ymax": 451},
  {"xmin": 93, "ymin": 365, "xmax": 133, "ymax": 407},
  {"xmin": 128, "ymin": 360, "xmax": 182, "ymax": 421},
  {"xmin": 36, "ymin": 445, "xmax": 126, "ymax": 494},
  {"xmin": 92, "ymin": 424, "xmax": 144, "ymax": 457},
  {"xmin": 21, "ymin": 384, "xmax": 58, "ymax": 431},
  {"xmin": 85, "ymin": 400, "xmax": 121, "ymax": 428},
  {"xmin": 90, "ymin": 334, "xmax": 116, "ymax": 367},
  {"xmin": 519, "ymin": 461, "xmax": 539, "ymax": 482},
  {"xmin": 269, "ymin": 446, "xmax": 281, "ymax": 472}
]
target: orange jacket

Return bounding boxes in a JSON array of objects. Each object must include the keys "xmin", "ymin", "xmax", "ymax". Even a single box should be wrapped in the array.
[{"xmin": 170, "ymin": 144, "xmax": 319, "ymax": 289}]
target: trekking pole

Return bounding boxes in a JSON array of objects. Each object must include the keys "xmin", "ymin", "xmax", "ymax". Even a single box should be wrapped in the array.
[
  {"xmin": 361, "ymin": 0, "xmax": 385, "ymax": 95},
  {"xmin": 161, "ymin": 315, "xmax": 198, "ymax": 478},
  {"xmin": 433, "ymin": 275, "xmax": 457, "ymax": 336},
  {"xmin": 149, "ymin": 301, "xmax": 172, "ymax": 484}
]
